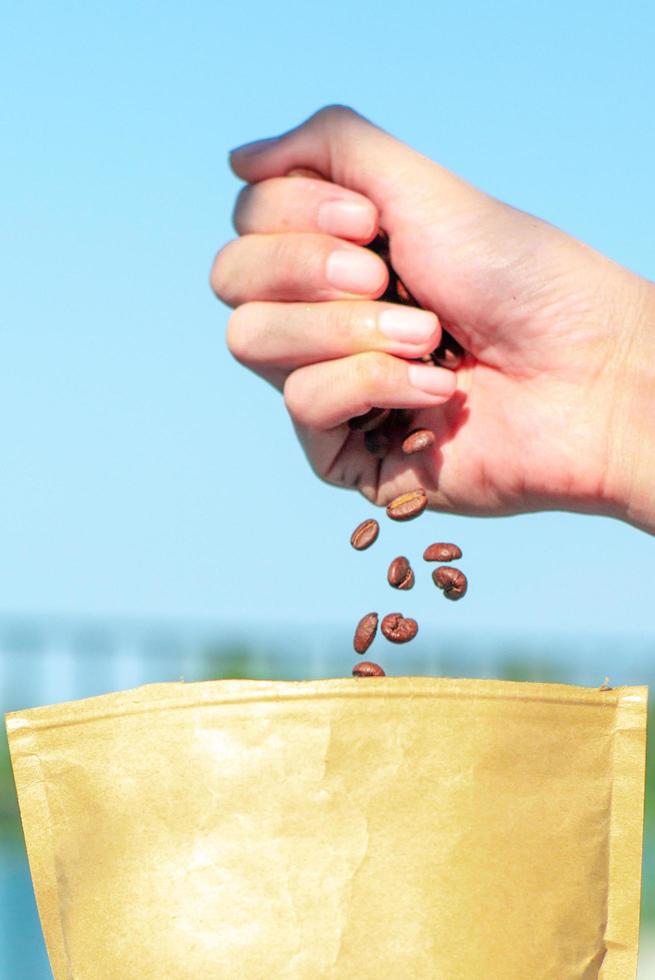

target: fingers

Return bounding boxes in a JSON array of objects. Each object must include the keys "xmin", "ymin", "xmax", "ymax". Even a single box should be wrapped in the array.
[
  {"xmin": 228, "ymin": 105, "xmax": 484, "ymax": 223},
  {"xmin": 226, "ymin": 300, "xmax": 442, "ymax": 382},
  {"xmin": 233, "ymin": 176, "xmax": 378, "ymax": 243},
  {"xmin": 283, "ymin": 353, "xmax": 457, "ymax": 430},
  {"xmin": 211, "ymin": 233, "xmax": 388, "ymax": 308},
  {"xmin": 229, "ymin": 106, "xmax": 402, "ymax": 201}
]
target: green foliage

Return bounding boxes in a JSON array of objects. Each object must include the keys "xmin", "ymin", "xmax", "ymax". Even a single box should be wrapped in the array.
[
  {"xmin": 0, "ymin": 731, "xmax": 22, "ymax": 844},
  {"xmin": 497, "ymin": 652, "xmax": 564, "ymax": 684},
  {"xmin": 201, "ymin": 642, "xmax": 276, "ymax": 681}
]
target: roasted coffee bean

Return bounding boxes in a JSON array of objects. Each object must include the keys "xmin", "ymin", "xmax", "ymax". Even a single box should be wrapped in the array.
[
  {"xmin": 352, "ymin": 661, "xmax": 386, "ymax": 677},
  {"xmin": 350, "ymin": 518, "xmax": 379, "ymax": 551},
  {"xmin": 395, "ymin": 277, "xmax": 415, "ymax": 305},
  {"xmin": 423, "ymin": 543, "xmax": 463, "ymax": 562},
  {"xmin": 401, "ymin": 429, "xmax": 436, "ymax": 455},
  {"xmin": 348, "ymin": 407, "xmax": 391, "ymax": 432},
  {"xmin": 386, "ymin": 488, "xmax": 428, "ymax": 521},
  {"xmin": 432, "ymin": 346, "xmax": 463, "ymax": 370},
  {"xmin": 430, "ymin": 331, "xmax": 465, "ymax": 371},
  {"xmin": 387, "ymin": 556, "xmax": 414, "ymax": 590},
  {"xmin": 368, "ymin": 234, "xmax": 417, "ymax": 307},
  {"xmin": 353, "ymin": 613, "xmax": 378, "ymax": 654},
  {"xmin": 432, "ymin": 566, "xmax": 468, "ymax": 600},
  {"xmin": 365, "ymin": 428, "xmax": 390, "ymax": 458},
  {"xmin": 381, "ymin": 613, "xmax": 419, "ymax": 643}
]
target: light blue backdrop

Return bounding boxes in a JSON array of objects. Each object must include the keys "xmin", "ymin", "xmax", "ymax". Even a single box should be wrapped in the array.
[{"xmin": 1, "ymin": 0, "xmax": 653, "ymax": 646}]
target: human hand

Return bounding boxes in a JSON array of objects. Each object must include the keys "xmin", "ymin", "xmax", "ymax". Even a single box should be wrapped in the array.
[{"xmin": 211, "ymin": 107, "xmax": 655, "ymax": 532}]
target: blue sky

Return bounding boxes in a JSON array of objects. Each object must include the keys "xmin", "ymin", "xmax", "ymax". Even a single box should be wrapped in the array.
[{"xmin": 1, "ymin": 0, "xmax": 654, "ymax": 644}]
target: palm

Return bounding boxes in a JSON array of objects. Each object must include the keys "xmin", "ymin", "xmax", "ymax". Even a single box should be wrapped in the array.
[{"xmin": 300, "ymin": 200, "xmax": 621, "ymax": 515}]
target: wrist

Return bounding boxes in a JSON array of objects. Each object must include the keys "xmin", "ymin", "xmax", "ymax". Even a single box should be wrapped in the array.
[{"xmin": 603, "ymin": 275, "xmax": 655, "ymax": 533}]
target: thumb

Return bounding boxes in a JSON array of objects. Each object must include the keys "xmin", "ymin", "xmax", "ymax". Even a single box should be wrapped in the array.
[{"xmin": 229, "ymin": 105, "xmax": 484, "ymax": 227}]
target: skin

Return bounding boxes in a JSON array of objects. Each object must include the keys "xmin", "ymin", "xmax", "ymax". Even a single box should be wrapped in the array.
[{"xmin": 211, "ymin": 106, "xmax": 655, "ymax": 534}]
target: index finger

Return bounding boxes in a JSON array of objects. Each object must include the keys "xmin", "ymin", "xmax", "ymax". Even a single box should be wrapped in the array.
[{"xmin": 233, "ymin": 175, "xmax": 378, "ymax": 243}]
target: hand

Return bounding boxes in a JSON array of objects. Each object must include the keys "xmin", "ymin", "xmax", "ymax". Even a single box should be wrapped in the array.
[{"xmin": 211, "ymin": 106, "xmax": 655, "ymax": 532}]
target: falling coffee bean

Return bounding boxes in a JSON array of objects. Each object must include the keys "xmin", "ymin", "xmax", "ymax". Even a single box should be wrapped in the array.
[
  {"xmin": 350, "ymin": 518, "xmax": 379, "ymax": 551},
  {"xmin": 365, "ymin": 429, "xmax": 390, "ymax": 458},
  {"xmin": 348, "ymin": 407, "xmax": 391, "ymax": 432},
  {"xmin": 401, "ymin": 429, "xmax": 436, "ymax": 456},
  {"xmin": 432, "ymin": 566, "xmax": 468, "ymax": 600},
  {"xmin": 423, "ymin": 543, "xmax": 463, "ymax": 562},
  {"xmin": 386, "ymin": 488, "xmax": 428, "ymax": 521},
  {"xmin": 353, "ymin": 612, "xmax": 378, "ymax": 654},
  {"xmin": 352, "ymin": 661, "xmax": 386, "ymax": 677},
  {"xmin": 387, "ymin": 557, "xmax": 414, "ymax": 590},
  {"xmin": 381, "ymin": 613, "xmax": 419, "ymax": 643}
]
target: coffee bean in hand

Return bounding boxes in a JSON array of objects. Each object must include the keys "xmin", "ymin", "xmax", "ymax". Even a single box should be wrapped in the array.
[
  {"xmin": 386, "ymin": 488, "xmax": 428, "ymax": 521},
  {"xmin": 381, "ymin": 613, "xmax": 418, "ymax": 643},
  {"xmin": 387, "ymin": 557, "xmax": 414, "ymax": 590},
  {"xmin": 430, "ymin": 335, "xmax": 464, "ymax": 370},
  {"xmin": 423, "ymin": 543, "xmax": 462, "ymax": 562},
  {"xmin": 350, "ymin": 519, "xmax": 380, "ymax": 550},
  {"xmin": 352, "ymin": 661, "xmax": 386, "ymax": 677},
  {"xmin": 401, "ymin": 429, "xmax": 436, "ymax": 455},
  {"xmin": 353, "ymin": 612, "xmax": 379, "ymax": 654},
  {"xmin": 350, "ymin": 232, "xmax": 464, "ymax": 461},
  {"xmin": 432, "ymin": 566, "xmax": 468, "ymax": 600}
]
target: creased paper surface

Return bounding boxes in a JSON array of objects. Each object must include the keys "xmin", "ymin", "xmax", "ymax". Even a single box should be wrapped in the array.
[{"xmin": 6, "ymin": 677, "xmax": 648, "ymax": 979}]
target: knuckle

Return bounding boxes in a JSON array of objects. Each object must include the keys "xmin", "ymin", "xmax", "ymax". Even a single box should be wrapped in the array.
[
  {"xmin": 322, "ymin": 301, "xmax": 367, "ymax": 351},
  {"xmin": 338, "ymin": 300, "xmax": 368, "ymax": 344},
  {"xmin": 209, "ymin": 240, "xmax": 238, "ymax": 303},
  {"xmin": 283, "ymin": 370, "xmax": 312, "ymax": 426},
  {"xmin": 282, "ymin": 371, "xmax": 302, "ymax": 419},
  {"xmin": 357, "ymin": 351, "xmax": 390, "ymax": 395},
  {"xmin": 270, "ymin": 234, "xmax": 293, "ymax": 271},
  {"xmin": 271, "ymin": 235, "xmax": 315, "ymax": 285},
  {"xmin": 315, "ymin": 104, "xmax": 358, "ymax": 128},
  {"xmin": 225, "ymin": 305, "xmax": 256, "ymax": 364},
  {"xmin": 231, "ymin": 185, "xmax": 253, "ymax": 234}
]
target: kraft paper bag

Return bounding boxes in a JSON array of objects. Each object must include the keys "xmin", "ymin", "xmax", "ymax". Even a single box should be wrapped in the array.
[{"xmin": 6, "ymin": 677, "xmax": 648, "ymax": 979}]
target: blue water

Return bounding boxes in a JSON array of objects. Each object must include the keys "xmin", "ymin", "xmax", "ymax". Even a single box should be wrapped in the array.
[{"xmin": 0, "ymin": 848, "xmax": 50, "ymax": 979}]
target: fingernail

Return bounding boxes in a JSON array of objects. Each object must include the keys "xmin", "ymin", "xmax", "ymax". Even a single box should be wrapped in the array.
[
  {"xmin": 326, "ymin": 249, "xmax": 386, "ymax": 294},
  {"xmin": 407, "ymin": 364, "xmax": 457, "ymax": 397},
  {"xmin": 379, "ymin": 307, "xmax": 438, "ymax": 345},
  {"xmin": 317, "ymin": 200, "xmax": 375, "ymax": 239},
  {"xmin": 229, "ymin": 135, "xmax": 281, "ymax": 158}
]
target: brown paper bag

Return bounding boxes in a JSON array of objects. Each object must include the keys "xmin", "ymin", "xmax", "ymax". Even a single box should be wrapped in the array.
[{"xmin": 6, "ymin": 677, "xmax": 648, "ymax": 979}]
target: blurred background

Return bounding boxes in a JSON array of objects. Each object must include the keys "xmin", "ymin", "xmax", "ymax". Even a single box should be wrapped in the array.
[{"xmin": 1, "ymin": 0, "xmax": 653, "ymax": 975}]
